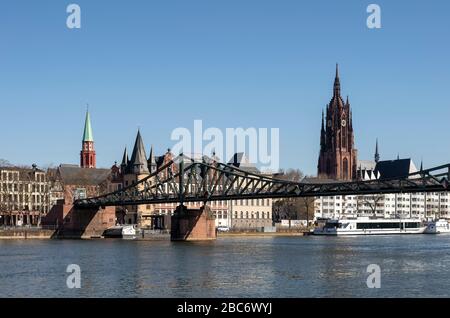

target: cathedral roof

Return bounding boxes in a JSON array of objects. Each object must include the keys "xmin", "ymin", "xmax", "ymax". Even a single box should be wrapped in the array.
[{"xmin": 375, "ymin": 159, "xmax": 418, "ymax": 180}]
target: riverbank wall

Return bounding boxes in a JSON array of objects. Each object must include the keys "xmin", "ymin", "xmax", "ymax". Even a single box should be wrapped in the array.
[{"xmin": 0, "ymin": 228, "xmax": 55, "ymax": 239}]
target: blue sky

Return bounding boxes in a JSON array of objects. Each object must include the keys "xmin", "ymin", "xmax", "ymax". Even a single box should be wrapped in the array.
[{"xmin": 0, "ymin": 0, "xmax": 449, "ymax": 175}]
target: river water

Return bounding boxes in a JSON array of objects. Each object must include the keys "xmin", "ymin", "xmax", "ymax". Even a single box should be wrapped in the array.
[{"xmin": 1, "ymin": 235, "xmax": 450, "ymax": 298}]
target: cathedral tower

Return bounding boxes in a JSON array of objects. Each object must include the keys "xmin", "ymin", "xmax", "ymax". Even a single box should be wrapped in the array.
[{"xmin": 317, "ymin": 65, "xmax": 358, "ymax": 180}]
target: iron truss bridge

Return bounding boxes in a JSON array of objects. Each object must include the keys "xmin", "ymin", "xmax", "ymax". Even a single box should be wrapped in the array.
[{"xmin": 74, "ymin": 155, "xmax": 450, "ymax": 208}]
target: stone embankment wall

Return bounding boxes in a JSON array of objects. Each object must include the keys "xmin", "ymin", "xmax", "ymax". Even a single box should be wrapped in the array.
[{"xmin": 0, "ymin": 228, "xmax": 55, "ymax": 239}]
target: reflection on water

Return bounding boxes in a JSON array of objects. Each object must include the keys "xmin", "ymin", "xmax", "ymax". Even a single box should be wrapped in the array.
[{"xmin": 1, "ymin": 235, "xmax": 450, "ymax": 297}]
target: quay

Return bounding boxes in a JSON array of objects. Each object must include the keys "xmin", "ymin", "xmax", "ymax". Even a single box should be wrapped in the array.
[
  {"xmin": 0, "ymin": 227, "xmax": 310, "ymax": 240},
  {"xmin": 0, "ymin": 227, "xmax": 54, "ymax": 239}
]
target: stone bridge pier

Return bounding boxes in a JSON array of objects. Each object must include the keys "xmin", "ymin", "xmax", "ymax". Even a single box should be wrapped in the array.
[
  {"xmin": 170, "ymin": 205, "xmax": 216, "ymax": 241},
  {"xmin": 42, "ymin": 200, "xmax": 116, "ymax": 238}
]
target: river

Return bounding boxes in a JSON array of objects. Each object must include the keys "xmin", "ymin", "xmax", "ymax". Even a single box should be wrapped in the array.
[{"xmin": 1, "ymin": 235, "xmax": 449, "ymax": 297}]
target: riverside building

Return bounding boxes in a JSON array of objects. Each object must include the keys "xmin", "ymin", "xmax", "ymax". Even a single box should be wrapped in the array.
[{"xmin": 0, "ymin": 164, "xmax": 49, "ymax": 226}]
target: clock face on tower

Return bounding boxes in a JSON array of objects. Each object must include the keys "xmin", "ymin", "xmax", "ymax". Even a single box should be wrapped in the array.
[{"xmin": 341, "ymin": 119, "xmax": 346, "ymax": 127}]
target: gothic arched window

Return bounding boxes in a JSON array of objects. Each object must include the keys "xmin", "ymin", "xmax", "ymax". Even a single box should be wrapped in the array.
[{"xmin": 343, "ymin": 158, "xmax": 349, "ymax": 180}]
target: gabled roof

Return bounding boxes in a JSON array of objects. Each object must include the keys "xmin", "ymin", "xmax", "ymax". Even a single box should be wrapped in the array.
[
  {"xmin": 58, "ymin": 165, "xmax": 110, "ymax": 185},
  {"xmin": 375, "ymin": 159, "xmax": 418, "ymax": 180}
]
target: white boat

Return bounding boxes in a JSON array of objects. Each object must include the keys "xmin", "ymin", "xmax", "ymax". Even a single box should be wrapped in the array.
[
  {"xmin": 103, "ymin": 225, "xmax": 137, "ymax": 239},
  {"xmin": 313, "ymin": 217, "xmax": 426, "ymax": 236},
  {"xmin": 424, "ymin": 219, "xmax": 450, "ymax": 234}
]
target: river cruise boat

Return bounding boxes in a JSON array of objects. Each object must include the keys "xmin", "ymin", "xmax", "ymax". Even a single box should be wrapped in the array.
[
  {"xmin": 103, "ymin": 225, "xmax": 137, "ymax": 239},
  {"xmin": 424, "ymin": 219, "xmax": 450, "ymax": 234},
  {"xmin": 313, "ymin": 217, "xmax": 426, "ymax": 236}
]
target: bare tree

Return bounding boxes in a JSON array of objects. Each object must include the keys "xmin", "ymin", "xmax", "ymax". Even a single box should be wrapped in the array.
[
  {"xmin": 298, "ymin": 197, "xmax": 315, "ymax": 226},
  {"xmin": 0, "ymin": 180, "xmax": 16, "ymax": 226},
  {"xmin": 360, "ymin": 194, "xmax": 384, "ymax": 216},
  {"xmin": 272, "ymin": 169, "xmax": 314, "ymax": 226},
  {"xmin": 0, "ymin": 159, "xmax": 12, "ymax": 167}
]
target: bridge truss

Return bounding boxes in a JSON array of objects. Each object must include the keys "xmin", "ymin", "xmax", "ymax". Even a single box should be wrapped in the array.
[{"xmin": 74, "ymin": 155, "xmax": 450, "ymax": 208}]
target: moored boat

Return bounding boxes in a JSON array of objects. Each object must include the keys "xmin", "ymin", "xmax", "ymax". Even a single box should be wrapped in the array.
[
  {"xmin": 103, "ymin": 225, "xmax": 137, "ymax": 239},
  {"xmin": 313, "ymin": 217, "xmax": 426, "ymax": 236},
  {"xmin": 424, "ymin": 219, "xmax": 450, "ymax": 234}
]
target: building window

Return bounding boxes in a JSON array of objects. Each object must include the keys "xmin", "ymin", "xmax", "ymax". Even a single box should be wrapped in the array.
[{"xmin": 74, "ymin": 188, "xmax": 87, "ymax": 200}]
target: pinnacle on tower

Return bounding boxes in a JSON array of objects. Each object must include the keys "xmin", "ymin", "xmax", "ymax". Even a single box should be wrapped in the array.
[
  {"xmin": 333, "ymin": 63, "xmax": 341, "ymax": 96},
  {"xmin": 320, "ymin": 109, "xmax": 326, "ymax": 150},
  {"xmin": 375, "ymin": 139, "xmax": 380, "ymax": 163},
  {"xmin": 121, "ymin": 147, "xmax": 129, "ymax": 166},
  {"xmin": 148, "ymin": 144, "xmax": 157, "ymax": 173}
]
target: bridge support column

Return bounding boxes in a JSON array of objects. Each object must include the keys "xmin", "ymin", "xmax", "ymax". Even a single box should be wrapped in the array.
[
  {"xmin": 41, "ymin": 200, "xmax": 116, "ymax": 238},
  {"xmin": 170, "ymin": 205, "xmax": 216, "ymax": 241}
]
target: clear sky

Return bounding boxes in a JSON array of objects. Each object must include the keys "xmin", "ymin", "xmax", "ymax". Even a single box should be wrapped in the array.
[{"xmin": 0, "ymin": 0, "xmax": 449, "ymax": 175}]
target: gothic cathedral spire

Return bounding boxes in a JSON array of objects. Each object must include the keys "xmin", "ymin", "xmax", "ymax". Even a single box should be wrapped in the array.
[
  {"xmin": 317, "ymin": 65, "xmax": 358, "ymax": 180},
  {"xmin": 333, "ymin": 63, "xmax": 341, "ymax": 97}
]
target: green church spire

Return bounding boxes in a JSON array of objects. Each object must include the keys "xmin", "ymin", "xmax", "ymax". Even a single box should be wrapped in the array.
[{"xmin": 82, "ymin": 109, "xmax": 94, "ymax": 142}]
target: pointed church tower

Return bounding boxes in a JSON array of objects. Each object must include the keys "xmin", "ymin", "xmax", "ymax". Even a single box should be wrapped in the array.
[
  {"xmin": 80, "ymin": 109, "xmax": 96, "ymax": 168},
  {"xmin": 317, "ymin": 65, "xmax": 358, "ymax": 180}
]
